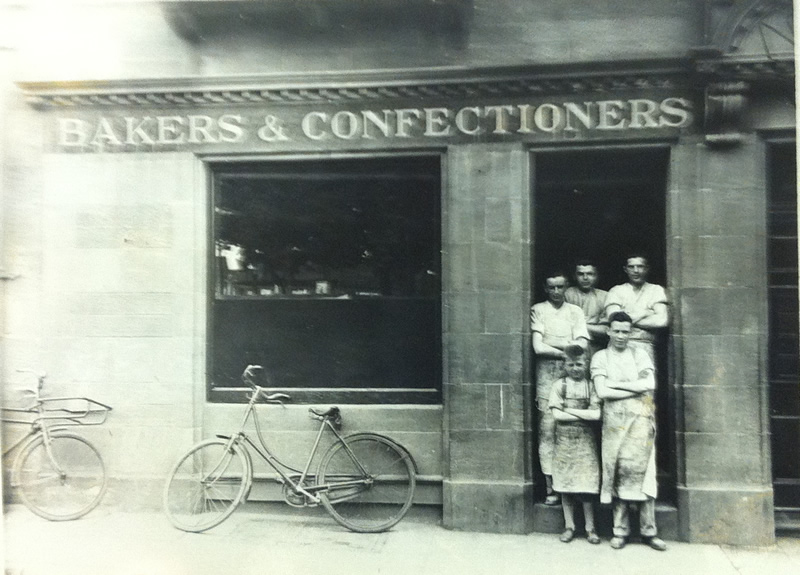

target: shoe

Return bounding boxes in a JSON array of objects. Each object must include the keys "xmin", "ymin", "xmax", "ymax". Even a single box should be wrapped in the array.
[
  {"xmin": 559, "ymin": 528, "xmax": 575, "ymax": 543},
  {"xmin": 586, "ymin": 531, "xmax": 601, "ymax": 545},
  {"xmin": 610, "ymin": 536, "xmax": 626, "ymax": 550},
  {"xmin": 643, "ymin": 536, "xmax": 667, "ymax": 551},
  {"xmin": 544, "ymin": 493, "xmax": 561, "ymax": 506}
]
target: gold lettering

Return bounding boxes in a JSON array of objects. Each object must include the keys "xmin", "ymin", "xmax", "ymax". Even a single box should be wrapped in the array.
[
  {"xmin": 58, "ymin": 118, "xmax": 89, "ymax": 147},
  {"xmin": 533, "ymin": 104, "xmax": 563, "ymax": 133},
  {"xmin": 157, "ymin": 116, "xmax": 186, "ymax": 144},
  {"xmin": 659, "ymin": 97, "xmax": 693, "ymax": 128},
  {"xmin": 301, "ymin": 112, "xmax": 329, "ymax": 140},
  {"xmin": 563, "ymin": 102, "xmax": 594, "ymax": 132},
  {"xmin": 218, "ymin": 114, "xmax": 245, "ymax": 143},
  {"xmin": 362, "ymin": 110, "xmax": 392, "ymax": 139},
  {"xmin": 455, "ymin": 107, "xmax": 483, "ymax": 135},
  {"xmin": 597, "ymin": 100, "xmax": 628, "ymax": 130},
  {"xmin": 331, "ymin": 111, "xmax": 359, "ymax": 140},
  {"xmin": 187, "ymin": 115, "xmax": 217, "ymax": 143},
  {"xmin": 484, "ymin": 105, "xmax": 516, "ymax": 134},
  {"xmin": 91, "ymin": 118, "xmax": 122, "ymax": 146},
  {"xmin": 423, "ymin": 108, "xmax": 452, "ymax": 137},
  {"xmin": 125, "ymin": 117, "xmax": 155, "ymax": 145},
  {"xmin": 629, "ymin": 99, "xmax": 659, "ymax": 128},
  {"xmin": 517, "ymin": 105, "xmax": 535, "ymax": 134},
  {"xmin": 395, "ymin": 109, "xmax": 422, "ymax": 137}
]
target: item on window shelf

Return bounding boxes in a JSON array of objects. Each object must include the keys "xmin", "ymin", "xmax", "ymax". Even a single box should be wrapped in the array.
[{"xmin": 315, "ymin": 281, "xmax": 331, "ymax": 295}]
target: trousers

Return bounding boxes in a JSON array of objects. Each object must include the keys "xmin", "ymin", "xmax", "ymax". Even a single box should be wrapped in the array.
[{"xmin": 612, "ymin": 497, "xmax": 657, "ymax": 537}]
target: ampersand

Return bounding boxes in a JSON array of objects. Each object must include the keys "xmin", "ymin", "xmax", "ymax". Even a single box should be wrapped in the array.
[{"xmin": 257, "ymin": 115, "xmax": 290, "ymax": 141}]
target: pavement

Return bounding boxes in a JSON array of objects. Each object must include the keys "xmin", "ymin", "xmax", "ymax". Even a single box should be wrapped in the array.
[{"xmin": 2, "ymin": 503, "xmax": 800, "ymax": 575}]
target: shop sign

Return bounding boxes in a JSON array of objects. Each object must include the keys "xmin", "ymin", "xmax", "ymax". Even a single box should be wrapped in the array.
[{"xmin": 53, "ymin": 96, "xmax": 693, "ymax": 152}]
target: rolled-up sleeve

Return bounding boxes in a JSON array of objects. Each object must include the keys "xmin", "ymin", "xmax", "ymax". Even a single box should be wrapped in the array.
[
  {"xmin": 590, "ymin": 350, "xmax": 608, "ymax": 380},
  {"xmin": 531, "ymin": 305, "xmax": 545, "ymax": 335}
]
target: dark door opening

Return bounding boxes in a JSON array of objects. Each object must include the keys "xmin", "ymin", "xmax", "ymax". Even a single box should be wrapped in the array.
[
  {"xmin": 767, "ymin": 142, "xmax": 800, "ymax": 531},
  {"xmin": 532, "ymin": 146, "xmax": 673, "ymax": 502}
]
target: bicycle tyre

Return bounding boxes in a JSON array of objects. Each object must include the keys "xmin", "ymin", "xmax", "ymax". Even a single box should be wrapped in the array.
[
  {"xmin": 317, "ymin": 433, "xmax": 415, "ymax": 533},
  {"xmin": 13, "ymin": 431, "xmax": 107, "ymax": 521},
  {"xmin": 163, "ymin": 438, "xmax": 250, "ymax": 533}
]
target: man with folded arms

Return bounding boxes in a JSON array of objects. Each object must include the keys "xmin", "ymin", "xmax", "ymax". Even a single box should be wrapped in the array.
[{"xmin": 591, "ymin": 311, "xmax": 667, "ymax": 551}]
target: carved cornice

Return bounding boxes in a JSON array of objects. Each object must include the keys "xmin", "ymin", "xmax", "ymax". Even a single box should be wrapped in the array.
[
  {"xmin": 18, "ymin": 62, "xmax": 690, "ymax": 110},
  {"xmin": 694, "ymin": 53, "xmax": 794, "ymax": 80}
]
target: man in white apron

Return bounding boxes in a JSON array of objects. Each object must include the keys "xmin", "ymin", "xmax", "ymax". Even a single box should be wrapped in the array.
[
  {"xmin": 531, "ymin": 271, "xmax": 589, "ymax": 505},
  {"xmin": 603, "ymin": 254, "xmax": 668, "ymax": 362},
  {"xmin": 591, "ymin": 311, "xmax": 667, "ymax": 551}
]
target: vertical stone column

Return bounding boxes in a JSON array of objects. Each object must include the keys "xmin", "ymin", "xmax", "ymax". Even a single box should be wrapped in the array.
[
  {"xmin": 442, "ymin": 143, "xmax": 534, "ymax": 533},
  {"xmin": 670, "ymin": 136, "xmax": 775, "ymax": 545}
]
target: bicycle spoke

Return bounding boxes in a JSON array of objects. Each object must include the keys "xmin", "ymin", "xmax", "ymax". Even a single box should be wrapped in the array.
[
  {"xmin": 318, "ymin": 435, "xmax": 415, "ymax": 533},
  {"xmin": 163, "ymin": 439, "xmax": 249, "ymax": 532},
  {"xmin": 15, "ymin": 433, "xmax": 106, "ymax": 521}
]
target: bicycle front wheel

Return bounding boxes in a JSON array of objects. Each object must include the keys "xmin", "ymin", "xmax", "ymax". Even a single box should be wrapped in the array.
[
  {"xmin": 317, "ymin": 434, "xmax": 415, "ymax": 533},
  {"xmin": 14, "ymin": 431, "xmax": 106, "ymax": 521},
  {"xmin": 163, "ymin": 439, "xmax": 250, "ymax": 533}
]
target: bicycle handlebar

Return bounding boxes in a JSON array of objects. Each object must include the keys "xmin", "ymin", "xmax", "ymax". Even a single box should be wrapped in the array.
[
  {"xmin": 241, "ymin": 365, "xmax": 291, "ymax": 404},
  {"xmin": 261, "ymin": 391, "xmax": 291, "ymax": 403}
]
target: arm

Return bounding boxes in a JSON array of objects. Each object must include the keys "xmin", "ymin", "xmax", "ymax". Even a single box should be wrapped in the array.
[
  {"xmin": 593, "ymin": 374, "xmax": 638, "ymax": 400},
  {"xmin": 587, "ymin": 323, "xmax": 608, "ymax": 338},
  {"xmin": 634, "ymin": 301, "xmax": 668, "ymax": 330},
  {"xmin": 606, "ymin": 301, "xmax": 650, "ymax": 324},
  {"xmin": 551, "ymin": 407, "xmax": 581, "ymax": 422},
  {"xmin": 604, "ymin": 369, "xmax": 655, "ymax": 393},
  {"xmin": 533, "ymin": 332, "xmax": 566, "ymax": 359},
  {"xmin": 561, "ymin": 405, "xmax": 601, "ymax": 421}
]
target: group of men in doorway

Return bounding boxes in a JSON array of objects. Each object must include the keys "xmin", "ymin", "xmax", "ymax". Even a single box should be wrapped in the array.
[{"xmin": 530, "ymin": 255, "xmax": 669, "ymax": 551}]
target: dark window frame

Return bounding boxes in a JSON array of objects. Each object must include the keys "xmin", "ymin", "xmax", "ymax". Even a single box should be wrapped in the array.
[{"xmin": 205, "ymin": 153, "xmax": 444, "ymax": 404}]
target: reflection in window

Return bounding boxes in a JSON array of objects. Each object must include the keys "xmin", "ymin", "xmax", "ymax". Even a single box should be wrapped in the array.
[{"xmin": 214, "ymin": 157, "xmax": 441, "ymax": 299}]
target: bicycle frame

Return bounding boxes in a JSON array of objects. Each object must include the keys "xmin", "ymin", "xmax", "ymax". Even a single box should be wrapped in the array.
[
  {"xmin": 2, "ymin": 373, "xmax": 113, "ymax": 486},
  {"xmin": 3, "ymin": 406, "xmax": 81, "ymax": 486},
  {"xmin": 216, "ymin": 385, "xmax": 369, "ymax": 506}
]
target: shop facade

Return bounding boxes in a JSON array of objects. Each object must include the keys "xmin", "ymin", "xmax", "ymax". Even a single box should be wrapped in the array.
[{"xmin": 0, "ymin": 0, "xmax": 796, "ymax": 545}]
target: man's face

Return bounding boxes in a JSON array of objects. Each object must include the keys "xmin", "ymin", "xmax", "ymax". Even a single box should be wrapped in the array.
[
  {"xmin": 575, "ymin": 265, "xmax": 598, "ymax": 291},
  {"xmin": 608, "ymin": 320, "xmax": 632, "ymax": 351},
  {"xmin": 624, "ymin": 257, "xmax": 649, "ymax": 286},
  {"xmin": 565, "ymin": 357, "xmax": 587, "ymax": 380},
  {"xmin": 545, "ymin": 276, "xmax": 567, "ymax": 305}
]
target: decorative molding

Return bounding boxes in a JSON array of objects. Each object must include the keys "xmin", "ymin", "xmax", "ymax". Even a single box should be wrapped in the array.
[
  {"xmin": 19, "ymin": 62, "xmax": 690, "ymax": 110},
  {"xmin": 694, "ymin": 54, "xmax": 794, "ymax": 80},
  {"xmin": 703, "ymin": 81, "xmax": 750, "ymax": 147}
]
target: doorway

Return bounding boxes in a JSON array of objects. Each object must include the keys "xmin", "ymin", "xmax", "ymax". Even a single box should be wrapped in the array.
[{"xmin": 531, "ymin": 146, "xmax": 673, "ymax": 502}]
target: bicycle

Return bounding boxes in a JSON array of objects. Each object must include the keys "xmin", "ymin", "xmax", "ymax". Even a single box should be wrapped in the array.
[
  {"xmin": 163, "ymin": 364, "xmax": 417, "ymax": 534},
  {"xmin": 1, "ymin": 369, "xmax": 113, "ymax": 521}
]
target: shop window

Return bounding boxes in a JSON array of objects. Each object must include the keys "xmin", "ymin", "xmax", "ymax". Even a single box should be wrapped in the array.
[{"xmin": 208, "ymin": 156, "xmax": 442, "ymax": 404}]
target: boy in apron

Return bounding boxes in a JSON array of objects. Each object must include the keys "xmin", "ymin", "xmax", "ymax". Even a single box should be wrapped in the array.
[{"xmin": 549, "ymin": 344, "xmax": 602, "ymax": 544}]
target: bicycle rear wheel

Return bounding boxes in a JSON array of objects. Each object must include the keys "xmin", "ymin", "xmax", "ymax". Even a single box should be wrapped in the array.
[
  {"xmin": 14, "ymin": 431, "xmax": 106, "ymax": 521},
  {"xmin": 163, "ymin": 439, "xmax": 250, "ymax": 533},
  {"xmin": 317, "ymin": 434, "xmax": 415, "ymax": 533}
]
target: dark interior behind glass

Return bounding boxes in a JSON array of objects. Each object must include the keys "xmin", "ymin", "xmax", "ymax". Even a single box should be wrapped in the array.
[{"xmin": 209, "ymin": 156, "xmax": 442, "ymax": 403}]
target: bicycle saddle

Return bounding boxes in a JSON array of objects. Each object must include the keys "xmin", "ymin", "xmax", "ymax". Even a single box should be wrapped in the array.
[{"xmin": 309, "ymin": 406, "xmax": 340, "ymax": 419}]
